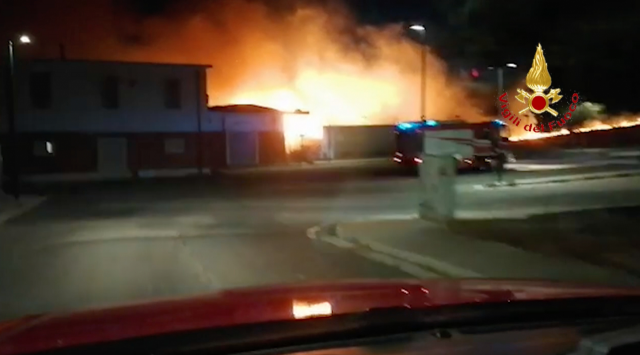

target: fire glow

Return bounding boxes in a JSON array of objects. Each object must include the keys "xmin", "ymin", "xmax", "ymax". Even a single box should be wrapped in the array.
[
  {"xmin": 509, "ymin": 116, "xmax": 640, "ymax": 141},
  {"xmin": 36, "ymin": 0, "xmax": 487, "ymax": 149},
  {"xmin": 19, "ymin": 0, "xmax": 639, "ymax": 146}
]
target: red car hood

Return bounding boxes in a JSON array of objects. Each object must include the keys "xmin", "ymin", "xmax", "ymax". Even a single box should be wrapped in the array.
[{"xmin": 2, "ymin": 279, "xmax": 640, "ymax": 355}]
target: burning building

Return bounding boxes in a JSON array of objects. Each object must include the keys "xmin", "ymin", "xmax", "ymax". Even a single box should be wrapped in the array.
[{"xmin": 0, "ymin": 58, "xmax": 323, "ymax": 181}]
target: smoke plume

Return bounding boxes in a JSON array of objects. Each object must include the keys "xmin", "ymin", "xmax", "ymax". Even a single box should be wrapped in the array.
[{"xmin": 7, "ymin": 0, "xmax": 489, "ymax": 126}]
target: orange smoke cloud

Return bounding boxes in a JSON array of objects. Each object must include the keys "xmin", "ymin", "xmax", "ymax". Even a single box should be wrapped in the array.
[{"xmin": 11, "ymin": 0, "xmax": 489, "ymax": 126}]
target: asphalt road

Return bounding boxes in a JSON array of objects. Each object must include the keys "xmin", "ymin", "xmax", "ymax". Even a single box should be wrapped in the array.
[{"xmin": 1, "ymin": 159, "xmax": 639, "ymax": 321}]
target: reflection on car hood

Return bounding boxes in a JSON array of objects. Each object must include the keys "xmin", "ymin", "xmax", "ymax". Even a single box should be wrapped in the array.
[{"xmin": 2, "ymin": 279, "xmax": 640, "ymax": 355}]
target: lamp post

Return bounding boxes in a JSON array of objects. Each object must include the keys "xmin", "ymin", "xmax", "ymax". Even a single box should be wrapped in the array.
[
  {"xmin": 488, "ymin": 63, "xmax": 517, "ymax": 96},
  {"xmin": 3, "ymin": 34, "xmax": 31, "ymax": 199},
  {"xmin": 409, "ymin": 24, "xmax": 427, "ymax": 121},
  {"xmin": 487, "ymin": 63, "xmax": 517, "ymax": 185}
]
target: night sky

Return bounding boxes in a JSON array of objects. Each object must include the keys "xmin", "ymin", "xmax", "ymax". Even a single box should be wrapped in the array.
[{"xmin": 2, "ymin": 0, "xmax": 638, "ymax": 112}]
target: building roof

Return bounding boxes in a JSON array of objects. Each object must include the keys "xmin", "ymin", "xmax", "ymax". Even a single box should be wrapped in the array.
[
  {"xmin": 209, "ymin": 105, "xmax": 281, "ymax": 114},
  {"xmin": 29, "ymin": 59, "xmax": 212, "ymax": 68},
  {"xmin": 209, "ymin": 105, "xmax": 310, "ymax": 115}
]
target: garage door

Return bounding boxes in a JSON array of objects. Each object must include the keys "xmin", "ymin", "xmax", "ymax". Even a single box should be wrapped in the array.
[{"xmin": 227, "ymin": 132, "xmax": 258, "ymax": 166}]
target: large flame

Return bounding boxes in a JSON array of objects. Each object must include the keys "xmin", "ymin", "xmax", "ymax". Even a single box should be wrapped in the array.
[
  {"xmin": 15, "ymin": 0, "xmax": 489, "ymax": 148},
  {"xmin": 525, "ymin": 44, "xmax": 552, "ymax": 93}
]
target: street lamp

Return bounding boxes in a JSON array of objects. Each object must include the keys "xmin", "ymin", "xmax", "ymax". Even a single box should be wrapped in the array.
[
  {"xmin": 3, "ymin": 33, "xmax": 32, "ymax": 199},
  {"xmin": 409, "ymin": 24, "xmax": 427, "ymax": 121},
  {"xmin": 19, "ymin": 35, "xmax": 31, "ymax": 44},
  {"xmin": 488, "ymin": 63, "xmax": 518, "ymax": 96}
]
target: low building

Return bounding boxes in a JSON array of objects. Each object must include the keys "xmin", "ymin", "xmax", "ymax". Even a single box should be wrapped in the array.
[{"xmin": 208, "ymin": 105, "xmax": 287, "ymax": 167}]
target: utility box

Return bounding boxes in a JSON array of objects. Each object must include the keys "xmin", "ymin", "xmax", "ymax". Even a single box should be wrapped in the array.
[
  {"xmin": 418, "ymin": 154, "xmax": 457, "ymax": 223},
  {"xmin": 418, "ymin": 130, "xmax": 460, "ymax": 223}
]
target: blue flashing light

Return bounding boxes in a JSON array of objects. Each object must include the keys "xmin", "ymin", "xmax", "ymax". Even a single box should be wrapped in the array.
[
  {"xmin": 396, "ymin": 120, "xmax": 439, "ymax": 131},
  {"xmin": 396, "ymin": 122, "xmax": 417, "ymax": 130}
]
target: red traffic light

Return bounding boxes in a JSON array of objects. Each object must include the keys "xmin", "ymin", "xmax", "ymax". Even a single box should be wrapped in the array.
[{"xmin": 470, "ymin": 68, "xmax": 480, "ymax": 78}]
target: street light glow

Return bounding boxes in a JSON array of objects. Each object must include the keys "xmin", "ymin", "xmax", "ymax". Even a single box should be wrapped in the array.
[
  {"xmin": 409, "ymin": 24, "xmax": 426, "ymax": 31},
  {"xmin": 506, "ymin": 63, "xmax": 517, "ymax": 68},
  {"xmin": 18, "ymin": 35, "xmax": 31, "ymax": 44}
]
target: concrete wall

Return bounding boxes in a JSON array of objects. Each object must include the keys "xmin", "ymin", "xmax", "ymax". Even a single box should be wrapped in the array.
[
  {"xmin": 322, "ymin": 125, "xmax": 396, "ymax": 159},
  {"xmin": 9, "ymin": 60, "xmax": 209, "ymax": 133}
]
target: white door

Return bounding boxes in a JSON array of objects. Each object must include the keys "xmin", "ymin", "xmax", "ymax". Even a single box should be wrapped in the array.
[{"xmin": 97, "ymin": 137, "xmax": 130, "ymax": 178}]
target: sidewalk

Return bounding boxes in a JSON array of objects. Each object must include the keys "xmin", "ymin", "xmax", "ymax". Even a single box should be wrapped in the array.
[
  {"xmin": 477, "ymin": 169, "xmax": 640, "ymax": 189},
  {"xmin": 0, "ymin": 194, "xmax": 47, "ymax": 225},
  {"xmin": 322, "ymin": 217, "xmax": 640, "ymax": 287}
]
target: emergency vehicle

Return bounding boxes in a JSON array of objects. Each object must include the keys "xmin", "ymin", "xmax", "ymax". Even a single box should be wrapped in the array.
[{"xmin": 393, "ymin": 119, "xmax": 513, "ymax": 170}]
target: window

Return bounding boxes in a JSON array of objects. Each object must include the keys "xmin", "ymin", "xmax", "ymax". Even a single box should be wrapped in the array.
[
  {"xmin": 33, "ymin": 141, "xmax": 55, "ymax": 156},
  {"xmin": 102, "ymin": 75, "xmax": 119, "ymax": 109},
  {"xmin": 164, "ymin": 78, "xmax": 181, "ymax": 109},
  {"xmin": 29, "ymin": 72, "xmax": 52, "ymax": 109},
  {"xmin": 164, "ymin": 138, "xmax": 185, "ymax": 154}
]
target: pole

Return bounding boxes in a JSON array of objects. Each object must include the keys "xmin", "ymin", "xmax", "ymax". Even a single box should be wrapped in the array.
[
  {"xmin": 495, "ymin": 67, "xmax": 505, "ymax": 185},
  {"xmin": 195, "ymin": 69, "xmax": 203, "ymax": 175},
  {"xmin": 4, "ymin": 40, "xmax": 19, "ymax": 199},
  {"xmin": 497, "ymin": 67, "xmax": 504, "ymax": 96},
  {"xmin": 420, "ymin": 45, "xmax": 426, "ymax": 120}
]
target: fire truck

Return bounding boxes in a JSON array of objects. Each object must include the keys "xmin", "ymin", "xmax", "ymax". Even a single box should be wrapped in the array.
[{"xmin": 392, "ymin": 119, "xmax": 513, "ymax": 170}]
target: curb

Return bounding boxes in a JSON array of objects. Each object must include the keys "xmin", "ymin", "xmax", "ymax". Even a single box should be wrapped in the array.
[
  {"xmin": 481, "ymin": 170, "xmax": 640, "ymax": 189},
  {"xmin": 0, "ymin": 196, "xmax": 47, "ymax": 225},
  {"xmin": 308, "ymin": 222, "xmax": 482, "ymax": 278}
]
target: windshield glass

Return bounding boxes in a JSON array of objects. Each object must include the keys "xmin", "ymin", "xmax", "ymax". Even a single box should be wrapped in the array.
[{"xmin": 0, "ymin": 0, "xmax": 639, "ymax": 346}]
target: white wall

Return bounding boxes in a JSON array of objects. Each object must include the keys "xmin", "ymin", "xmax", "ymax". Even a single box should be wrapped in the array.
[
  {"xmin": 204, "ymin": 111, "xmax": 283, "ymax": 132},
  {"xmin": 13, "ymin": 60, "xmax": 209, "ymax": 133}
]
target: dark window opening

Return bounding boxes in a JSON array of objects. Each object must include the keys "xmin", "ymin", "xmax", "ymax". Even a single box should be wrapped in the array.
[
  {"xmin": 29, "ymin": 72, "xmax": 52, "ymax": 109},
  {"xmin": 102, "ymin": 75, "xmax": 119, "ymax": 109},
  {"xmin": 164, "ymin": 78, "xmax": 181, "ymax": 109}
]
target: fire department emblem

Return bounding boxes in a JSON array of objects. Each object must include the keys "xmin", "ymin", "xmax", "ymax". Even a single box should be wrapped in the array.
[{"xmin": 515, "ymin": 44, "xmax": 563, "ymax": 116}]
